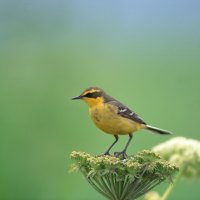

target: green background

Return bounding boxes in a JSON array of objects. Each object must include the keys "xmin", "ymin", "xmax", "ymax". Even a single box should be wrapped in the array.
[{"xmin": 0, "ymin": 1, "xmax": 199, "ymax": 199}]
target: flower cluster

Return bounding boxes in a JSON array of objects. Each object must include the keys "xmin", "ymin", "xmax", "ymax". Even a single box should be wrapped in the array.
[
  {"xmin": 152, "ymin": 137, "xmax": 200, "ymax": 178},
  {"xmin": 70, "ymin": 150, "xmax": 178, "ymax": 200},
  {"xmin": 144, "ymin": 191, "xmax": 161, "ymax": 200}
]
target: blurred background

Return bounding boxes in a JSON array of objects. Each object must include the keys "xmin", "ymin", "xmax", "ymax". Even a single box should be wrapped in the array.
[{"xmin": 0, "ymin": 0, "xmax": 200, "ymax": 199}]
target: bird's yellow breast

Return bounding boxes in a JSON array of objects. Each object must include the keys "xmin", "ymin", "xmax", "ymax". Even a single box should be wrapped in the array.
[{"xmin": 89, "ymin": 103, "xmax": 141, "ymax": 135}]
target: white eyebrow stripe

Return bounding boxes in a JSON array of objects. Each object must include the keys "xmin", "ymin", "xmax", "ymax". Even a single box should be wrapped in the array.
[{"xmin": 129, "ymin": 112, "xmax": 134, "ymax": 116}]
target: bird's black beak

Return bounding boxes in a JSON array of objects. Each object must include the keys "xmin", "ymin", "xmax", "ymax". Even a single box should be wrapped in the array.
[{"xmin": 72, "ymin": 95, "xmax": 84, "ymax": 100}]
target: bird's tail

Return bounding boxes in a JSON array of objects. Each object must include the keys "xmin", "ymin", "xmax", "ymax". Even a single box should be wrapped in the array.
[{"xmin": 145, "ymin": 125, "xmax": 172, "ymax": 135}]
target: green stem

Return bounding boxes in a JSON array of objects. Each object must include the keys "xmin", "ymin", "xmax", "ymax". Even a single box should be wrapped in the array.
[{"xmin": 160, "ymin": 167, "xmax": 185, "ymax": 200}]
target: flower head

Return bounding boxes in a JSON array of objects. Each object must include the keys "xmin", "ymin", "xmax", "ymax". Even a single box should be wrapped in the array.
[
  {"xmin": 144, "ymin": 191, "xmax": 161, "ymax": 200},
  {"xmin": 152, "ymin": 137, "xmax": 200, "ymax": 178},
  {"xmin": 70, "ymin": 150, "xmax": 178, "ymax": 200}
]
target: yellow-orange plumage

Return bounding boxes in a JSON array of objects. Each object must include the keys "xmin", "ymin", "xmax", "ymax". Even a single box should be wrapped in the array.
[{"xmin": 89, "ymin": 103, "xmax": 143, "ymax": 135}]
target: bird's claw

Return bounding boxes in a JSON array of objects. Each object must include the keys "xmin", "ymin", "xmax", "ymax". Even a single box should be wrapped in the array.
[{"xmin": 114, "ymin": 151, "xmax": 128, "ymax": 159}]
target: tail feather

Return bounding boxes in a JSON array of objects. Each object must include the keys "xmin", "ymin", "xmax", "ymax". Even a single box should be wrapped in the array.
[{"xmin": 145, "ymin": 125, "xmax": 172, "ymax": 135}]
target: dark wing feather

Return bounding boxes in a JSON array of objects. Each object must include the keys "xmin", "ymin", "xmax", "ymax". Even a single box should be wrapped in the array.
[{"xmin": 107, "ymin": 100, "xmax": 146, "ymax": 125}]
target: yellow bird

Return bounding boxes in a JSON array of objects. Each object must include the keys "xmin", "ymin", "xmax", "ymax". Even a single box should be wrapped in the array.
[{"xmin": 72, "ymin": 87, "xmax": 172, "ymax": 158}]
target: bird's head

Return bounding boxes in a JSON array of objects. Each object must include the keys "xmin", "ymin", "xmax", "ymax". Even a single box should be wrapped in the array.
[{"xmin": 72, "ymin": 87, "xmax": 106, "ymax": 107}]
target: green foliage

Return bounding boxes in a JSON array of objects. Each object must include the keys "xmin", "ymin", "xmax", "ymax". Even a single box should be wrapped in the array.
[{"xmin": 70, "ymin": 150, "xmax": 178, "ymax": 200}]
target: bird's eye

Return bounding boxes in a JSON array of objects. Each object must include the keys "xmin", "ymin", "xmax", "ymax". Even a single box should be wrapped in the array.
[
  {"xmin": 85, "ymin": 91, "xmax": 102, "ymax": 98},
  {"xmin": 85, "ymin": 92, "xmax": 93, "ymax": 98}
]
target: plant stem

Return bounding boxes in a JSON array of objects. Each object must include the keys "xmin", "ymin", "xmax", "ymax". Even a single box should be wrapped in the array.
[{"xmin": 160, "ymin": 167, "xmax": 185, "ymax": 200}]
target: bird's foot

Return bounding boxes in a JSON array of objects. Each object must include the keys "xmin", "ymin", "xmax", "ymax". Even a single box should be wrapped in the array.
[{"xmin": 114, "ymin": 151, "xmax": 128, "ymax": 159}]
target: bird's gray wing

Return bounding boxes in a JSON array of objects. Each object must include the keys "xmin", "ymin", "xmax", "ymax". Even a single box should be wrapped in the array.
[{"xmin": 107, "ymin": 100, "xmax": 146, "ymax": 125}]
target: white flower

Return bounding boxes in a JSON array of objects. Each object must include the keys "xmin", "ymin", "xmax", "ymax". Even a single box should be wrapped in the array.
[
  {"xmin": 144, "ymin": 191, "xmax": 161, "ymax": 200},
  {"xmin": 153, "ymin": 137, "xmax": 200, "ymax": 178}
]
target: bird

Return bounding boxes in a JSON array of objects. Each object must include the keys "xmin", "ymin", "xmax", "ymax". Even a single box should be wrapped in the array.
[{"xmin": 72, "ymin": 87, "xmax": 172, "ymax": 158}]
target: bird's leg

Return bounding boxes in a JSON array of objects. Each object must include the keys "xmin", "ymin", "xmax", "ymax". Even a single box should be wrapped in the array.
[
  {"xmin": 114, "ymin": 134, "xmax": 133, "ymax": 159},
  {"xmin": 103, "ymin": 135, "xmax": 119, "ymax": 155}
]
